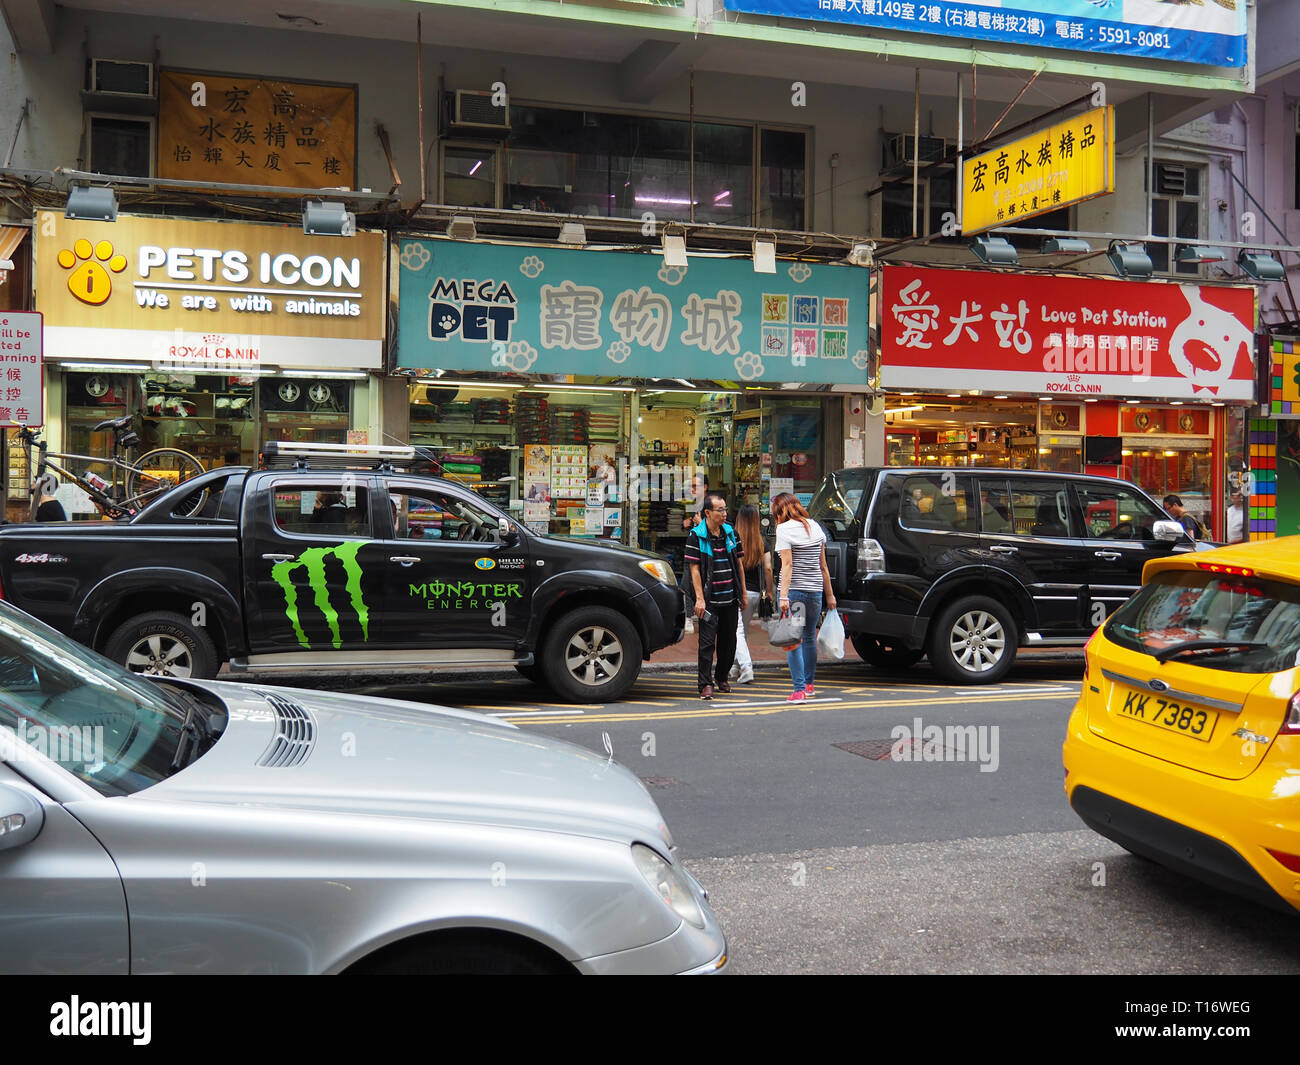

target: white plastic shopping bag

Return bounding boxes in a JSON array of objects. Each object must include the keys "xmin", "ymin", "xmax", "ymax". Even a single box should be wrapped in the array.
[{"xmin": 817, "ymin": 608, "xmax": 845, "ymax": 660}]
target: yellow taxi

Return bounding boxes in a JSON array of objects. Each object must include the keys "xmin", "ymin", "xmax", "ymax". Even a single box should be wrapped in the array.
[{"xmin": 1064, "ymin": 536, "xmax": 1300, "ymax": 913}]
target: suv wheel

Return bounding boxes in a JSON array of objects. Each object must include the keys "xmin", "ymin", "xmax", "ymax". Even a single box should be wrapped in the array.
[
  {"xmin": 851, "ymin": 634, "xmax": 924, "ymax": 670},
  {"xmin": 542, "ymin": 607, "xmax": 642, "ymax": 703},
  {"xmin": 514, "ymin": 662, "xmax": 544, "ymax": 685},
  {"xmin": 927, "ymin": 596, "xmax": 1016, "ymax": 684}
]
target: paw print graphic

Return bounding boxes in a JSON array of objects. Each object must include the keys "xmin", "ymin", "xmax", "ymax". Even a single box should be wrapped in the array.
[
  {"xmin": 437, "ymin": 315, "xmax": 458, "ymax": 332},
  {"xmin": 787, "ymin": 262, "xmax": 812, "ymax": 284},
  {"xmin": 852, "ymin": 349, "xmax": 871, "ymax": 370},
  {"xmin": 519, "ymin": 256, "xmax": 544, "ymax": 278},
  {"xmin": 493, "ymin": 340, "xmax": 538, "ymax": 372},
  {"xmin": 734, "ymin": 351, "xmax": 765, "ymax": 381},
  {"xmin": 58, "ymin": 238, "xmax": 127, "ymax": 306},
  {"xmin": 656, "ymin": 263, "xmax": 687, "ymax": 286},
  {"xmin": 399, "ymin": 242, "xmax": 431, "ymax": 271},
  {"xmin": 606, "ymin": 341, "xmax": 631, "ymax": 364}
]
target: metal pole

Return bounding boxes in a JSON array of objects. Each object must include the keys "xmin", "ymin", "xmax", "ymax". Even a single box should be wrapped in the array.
[
  {"xmin": 5, "ymin": 100, "xmax": 31, "ymax": 170},
  {"xmin": 628, "ymin": 390, "xmax": 640, "ymax": 549},
  {"xmin": 955, "ymin": 73, "xmax": 963, "ymax": 233},
  {"xmin": 417, "ymin": 13, "xmax": 426, "ymax": 204},
  {"xmin": 912, "ymin": 68, "xmax": 920, "ymax": 239},
  {"xmin": 1147, "ymin": 93, "xmax": 1154, "ymax": 238},
  {"xmin": 689, "ymin": 70, "xmax": 696, "ymax": 225},
  {"xmin": 981, "ymin": 69, "xmax": 1041, "ymax": 143}
]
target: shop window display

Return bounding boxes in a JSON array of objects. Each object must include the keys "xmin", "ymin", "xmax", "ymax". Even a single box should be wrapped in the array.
[
  {"xmin": 146, "ymin": 373, "xmax": 257, "ymax": 469},
  {"xmin": 1118, "ymin": 404, "xmax": 1213, "ymax": 530},
  {"xmin": 260, "ymin": 377, "xmax": 351, "ymax": 452},
  {"xmin": 407, "ymin": 381, "xmax": 628, "ymax": 540}
]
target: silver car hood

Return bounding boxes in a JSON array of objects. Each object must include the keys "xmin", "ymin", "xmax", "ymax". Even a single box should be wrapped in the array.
[{"xmin": 139, "ymin": 681, "xmax": 669, "ymax": 848}]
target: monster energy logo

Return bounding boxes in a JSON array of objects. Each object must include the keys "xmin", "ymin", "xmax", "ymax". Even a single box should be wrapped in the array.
[{"xmin": 271, "ymin": 542, "xmax": 370, "ymax": 649}]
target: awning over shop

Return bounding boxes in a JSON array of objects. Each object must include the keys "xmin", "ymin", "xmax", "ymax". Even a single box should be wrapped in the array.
[{"xmin": 0, "ymin": 225, "xmax": 29, "ymax": 265}]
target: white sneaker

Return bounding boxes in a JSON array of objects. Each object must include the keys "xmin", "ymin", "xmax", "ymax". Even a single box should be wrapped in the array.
[
  {"xmin": 728, "ymin": 664, "xmax": 741, "ymax": 680},
  {"xmin": 684, "ymin": 618, "xmax": 695, "ymax": 634},
  {"xmin": 737, "ymin": 665, "xmax": 754, "ymax": 684}
]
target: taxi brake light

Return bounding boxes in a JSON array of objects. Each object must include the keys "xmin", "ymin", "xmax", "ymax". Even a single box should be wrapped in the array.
[
  {"xmin": 1283, "ymin": 692, "xmax": 1300, "ymax": 736},
  {"xmin": 1196, "ymin": 562, "xmax": 1255, "ymax": 577},
  {"xmin": 1266, "ymin": 849, "xmax": 1300, "ymax": 873},
  {"xmin": 1083, "ymin": 629, "xmax": 1101, "ymax": 681}
]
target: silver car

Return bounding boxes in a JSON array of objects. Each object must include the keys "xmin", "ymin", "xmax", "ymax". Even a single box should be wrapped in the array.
[{"xmin": 0, "ymin": 602, "xmax": 726, "ymax": 974}]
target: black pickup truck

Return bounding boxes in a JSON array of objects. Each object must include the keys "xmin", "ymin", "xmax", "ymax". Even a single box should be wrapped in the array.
[{"xmin": 0, "ymin": 451, "xmax": 684, "ymax": 702}]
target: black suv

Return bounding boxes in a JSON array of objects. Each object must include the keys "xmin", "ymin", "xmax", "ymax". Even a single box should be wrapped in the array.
[{"xmin": 809, "ymin": 467, "xmax": 1195, "ymax": 683}]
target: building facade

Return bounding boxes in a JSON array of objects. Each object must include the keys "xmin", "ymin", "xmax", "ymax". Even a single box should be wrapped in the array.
[{"xmin": 0, "ymin": 0, "xmax": 1273, "ymax": 548}]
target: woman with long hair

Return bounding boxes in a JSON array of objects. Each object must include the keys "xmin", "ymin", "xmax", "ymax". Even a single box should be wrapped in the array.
[
  {"xmin": 772, "ymin": 492, "xmax": 836, "ymax": 702},
  {"xmin": 729, "ymin": 503, "xmax": 773, "ymax": 684}
]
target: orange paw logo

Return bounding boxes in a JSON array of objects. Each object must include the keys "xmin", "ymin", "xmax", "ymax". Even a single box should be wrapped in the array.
[{"xmin": 57, "ymin": 238, "xmax": 127, "ymax": 306}]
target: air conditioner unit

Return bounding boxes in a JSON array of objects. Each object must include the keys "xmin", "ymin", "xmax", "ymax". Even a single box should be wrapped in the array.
[
  {"xmin": 452, "ymin": 90, "xmax": 511, "ymax": 133},
  {"xmin": 1156, "ymin": 163, "xmax": 1187, "ymax": 196},
  {"xmin": 87, "ymin": 59, "xmax": 155, "ymax": 98},
  {"xmin": 882, "ymin": 133, "xmax": 947, "ymax": 172}
]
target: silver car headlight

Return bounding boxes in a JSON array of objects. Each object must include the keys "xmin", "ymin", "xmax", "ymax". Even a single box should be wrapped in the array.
[
  {"xmin": 632, "ymin": 843, "xmax": 706, "ymax": 929},
  {"xmin": 638, "ymin": 559, "xmax": 676, "ymax": 586}
]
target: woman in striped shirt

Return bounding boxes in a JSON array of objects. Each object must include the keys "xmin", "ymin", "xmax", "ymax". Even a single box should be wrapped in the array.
[{"xmin": 773, "ymin": 492, "xmax": 836, "ymax": 702}]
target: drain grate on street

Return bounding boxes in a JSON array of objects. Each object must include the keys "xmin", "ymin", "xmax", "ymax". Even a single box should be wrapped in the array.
[
  {"xmin": 833, "ymin": 738, "xmax": 959, "ymax": 762},
  {"xmin": 639, "ymin": 776, "xmax": 683, "ymax": 788}
]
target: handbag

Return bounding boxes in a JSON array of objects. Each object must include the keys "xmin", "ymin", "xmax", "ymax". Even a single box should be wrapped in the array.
[
  {"xmin": 767, "ymin": 609, "xmax": 805, "ymax": 649},
  {"xmin": 758, "ymin": 593, "xmax": 774, "ymax": 620}
]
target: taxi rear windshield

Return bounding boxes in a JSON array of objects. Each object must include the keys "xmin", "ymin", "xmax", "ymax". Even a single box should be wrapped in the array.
[{"xmin": 1105, "ymin": 569, "xmax": 1300, "ymax": 674}]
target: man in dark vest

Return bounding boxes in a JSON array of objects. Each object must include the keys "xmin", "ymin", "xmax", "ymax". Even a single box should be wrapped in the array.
[{"xmin": 684, "ymin": 491, "xmax": 746, "ymax": 700}]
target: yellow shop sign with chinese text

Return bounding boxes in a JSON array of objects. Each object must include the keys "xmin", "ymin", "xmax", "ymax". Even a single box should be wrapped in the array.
[{"xmin": 961, "ymin": 106, "xmax": 1113, "ymax": 236}]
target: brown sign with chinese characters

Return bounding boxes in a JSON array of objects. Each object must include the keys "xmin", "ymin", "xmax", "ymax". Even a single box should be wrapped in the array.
[{"xmin": 157, "ymin": 70, "xmax": 357, "ymax": 190}]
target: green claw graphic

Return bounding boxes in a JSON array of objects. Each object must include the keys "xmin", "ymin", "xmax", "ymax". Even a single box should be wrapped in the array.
[{"xmin": 271, "ymin": 542, "xmax": 369, "ymax": 649}]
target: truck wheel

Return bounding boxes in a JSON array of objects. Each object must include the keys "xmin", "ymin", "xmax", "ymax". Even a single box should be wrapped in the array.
[
  {"xmin": 542, "ymin": 607, "xmax": 642, "ymax": 703},
  {"xmin": 926, "ymin": 596, "xmax": 1016, "ymax": 685},
  {"xmin": 105, "ymin": 611, "xmax": 218, "ymax": 680},
  {"xmin": 851, "ymin": 634, "xmax": 923, "ymax": 670}
]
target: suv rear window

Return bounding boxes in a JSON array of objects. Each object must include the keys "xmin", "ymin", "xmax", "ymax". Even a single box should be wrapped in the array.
[
  {"xmin": 809, "ymin": 469, "xmax": 873, "ymax": 534},
  {"xmin": 1106, "ymin": 570, "xmax": 1300, "ymax": 674}
]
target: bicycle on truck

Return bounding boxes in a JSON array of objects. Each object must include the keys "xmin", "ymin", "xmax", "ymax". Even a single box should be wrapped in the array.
[{"xmin": 20, "ymin": 415, "xmax": 206, "ymax": 521}]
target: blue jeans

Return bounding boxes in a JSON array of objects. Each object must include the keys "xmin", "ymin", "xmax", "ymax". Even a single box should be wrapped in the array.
[{"xmin": 785, "ymin": 590, "xmax": 822, "ymax": 691}]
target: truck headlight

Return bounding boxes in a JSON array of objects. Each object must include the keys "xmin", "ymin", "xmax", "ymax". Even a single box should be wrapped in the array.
[
  {"xmin": 638, "ymin": 559, "xmax": 676, "ymax": 586},
  {"xmin": 632, "ymin": 844, "xmax": 705, "ymax": 928}
]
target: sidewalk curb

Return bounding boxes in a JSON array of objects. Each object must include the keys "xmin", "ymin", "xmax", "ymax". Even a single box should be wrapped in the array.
[{"xmin": 222, "ymin": 647, "xmax": 1082, "ymax": 690}]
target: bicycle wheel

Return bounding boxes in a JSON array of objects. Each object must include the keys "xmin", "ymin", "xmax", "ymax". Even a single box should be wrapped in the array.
[{"xmin": 125, "ymin": 448, "xmax": 206, "ymax": 515}]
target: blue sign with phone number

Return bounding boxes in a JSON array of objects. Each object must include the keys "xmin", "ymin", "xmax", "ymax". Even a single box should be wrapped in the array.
[
  {"xmin": 394, "ymin": 237, "xmax": 871, "ymax": 385},
  {"xmin": 721, "ymin": 0, "xmax": 1247, "ymax": 69}
]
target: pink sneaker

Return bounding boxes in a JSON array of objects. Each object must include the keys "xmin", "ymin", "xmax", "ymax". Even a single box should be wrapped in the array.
[
  {"xmin": 787, "ymin": 690, "xmax": 806, "ymax": 703},
  {"xmin": 803, "ymin": 685, "xmax": 816, "ymax": 698}
]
